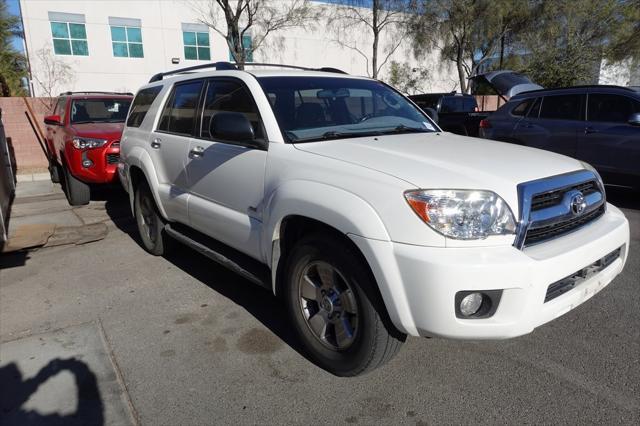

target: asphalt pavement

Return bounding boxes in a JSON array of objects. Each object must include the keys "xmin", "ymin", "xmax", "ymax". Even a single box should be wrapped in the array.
[{"xmin": 1, "ymin": 182, "xmax": 638, "ymax": 425}]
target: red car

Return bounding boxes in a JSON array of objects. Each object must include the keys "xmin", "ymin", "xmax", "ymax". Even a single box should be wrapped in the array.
[{"xmin": 44, "ymin": 92, "xmax": 133, "ymax": 205}]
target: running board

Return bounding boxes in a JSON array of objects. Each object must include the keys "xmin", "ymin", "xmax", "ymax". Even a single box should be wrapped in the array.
[{"xmin": 164, "ymin": 223, "xmax": 271, "ymax": 290}]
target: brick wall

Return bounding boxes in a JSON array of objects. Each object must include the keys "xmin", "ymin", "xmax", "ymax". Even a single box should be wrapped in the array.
[{"xmin": 0, "ymin": 97, "xmax": 53, "ymax": 174}]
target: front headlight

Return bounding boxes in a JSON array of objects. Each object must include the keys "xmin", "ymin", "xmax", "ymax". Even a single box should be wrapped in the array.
[
  {"xmin": 404, "ymin": 189, "xmax": 516, "ymax": 240},
  {"xmin": 72, "ymin": 137, "xmax": 108, "ymax": 149}
]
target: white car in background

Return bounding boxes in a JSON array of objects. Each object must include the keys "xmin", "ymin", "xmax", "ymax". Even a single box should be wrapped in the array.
[{"xmin": 118, "ymin": 62, "xmax": 629, "ymax": 376}]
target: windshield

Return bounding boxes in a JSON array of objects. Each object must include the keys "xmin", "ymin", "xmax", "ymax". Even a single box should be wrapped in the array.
[
  {"xmin": 258, "ymin": 77, "xmax": 437, "ymax": 143},
  {"xmin": 70, "ymin": 99, "xmax": 132, "ymax": 124}
]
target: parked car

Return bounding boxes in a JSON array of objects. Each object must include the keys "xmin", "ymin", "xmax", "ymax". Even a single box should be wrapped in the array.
[
  {"xmin": 409, "ymin": 92, "xmax": 488, "ymax": 136},
  {"xmin": 119, "ymin": 62, "xmax": 629, "ymax": 376},
  {"xmin": 44, "ymin": 92, "xmax": 133, "ymax": 205},
  {"xmin": 479, "ymin": 85, "xmax": 640, "ymax": 189}
]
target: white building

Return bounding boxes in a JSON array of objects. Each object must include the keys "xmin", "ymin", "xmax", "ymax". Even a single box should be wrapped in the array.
[{"xmin": 18, "ymin": 0, "xmax": 459, "ymax": 97}]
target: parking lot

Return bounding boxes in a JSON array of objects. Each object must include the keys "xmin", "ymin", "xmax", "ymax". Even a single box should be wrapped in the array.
[{"xmin": 1, "ymin": 182, "xmax": 639, "ymax": 425}]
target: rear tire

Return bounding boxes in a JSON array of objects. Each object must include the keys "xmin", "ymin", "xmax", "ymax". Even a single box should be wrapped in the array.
[
  {"xmin": 62, "ymin": 164, "xmax": 90, "ymax": 206},
  {"xmin": 284, "ymin": 233, "xmax": 406, "ymax": 376},
  {"xmin": 134, "ymin": 181, "xmax": 169, "ymax": 256},
  {"xmin": 49, "ymin": 161, "xmax": 61, "ymax": 184}
]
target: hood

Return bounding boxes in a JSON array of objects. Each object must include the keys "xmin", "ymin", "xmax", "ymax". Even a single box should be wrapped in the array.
[
  {"xmin": 470, "ymin": 70, "xmax": 543, "ymax": 99},
  {"xmin": 294, "ymin": 133, "xmax": 584, "ymax": 211},
  {"xmin": 71, "ymin": 122, "xmax": 125, "ymax": 140}
]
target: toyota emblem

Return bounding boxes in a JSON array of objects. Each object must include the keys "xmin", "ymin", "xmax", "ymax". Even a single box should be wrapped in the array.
[{"xmin": 570, "ymin": 193, "xmax": 587, "ymax": 215}]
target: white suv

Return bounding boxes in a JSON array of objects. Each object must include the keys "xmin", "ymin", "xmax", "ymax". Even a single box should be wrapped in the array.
[{"xmin": 119, "ymin": 62, "xmax": 630, "ymax": 376}]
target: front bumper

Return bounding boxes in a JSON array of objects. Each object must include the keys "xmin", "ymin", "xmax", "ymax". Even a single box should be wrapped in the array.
[
  {"xmin": 351, "ymin": 203, "xmax": 629, "ymax": 339},
  {"xmin": 64, "ymin": 142, "xmax": 119, "ymax": 184}
]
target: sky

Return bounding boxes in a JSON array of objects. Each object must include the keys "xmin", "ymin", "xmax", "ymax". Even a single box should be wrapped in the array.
[{"xmin": 7, "ymin": 0, "xmax": 24, "ymax": 52}]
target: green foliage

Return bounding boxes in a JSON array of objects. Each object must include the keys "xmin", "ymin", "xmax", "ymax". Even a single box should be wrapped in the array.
[
  {"xmin": 387, "ymin": 61, "xmax": 430, "ymax": 94},
  {"xmin": 0, "ymin": 0, "xmax": 26, "ymax": 96}
]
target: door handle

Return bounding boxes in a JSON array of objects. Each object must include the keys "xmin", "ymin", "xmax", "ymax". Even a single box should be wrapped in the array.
[
  {"xmin": 150, "ymin": 138, "xmax": 162, "ymax": 149},
  {"xmin": 584, "ymin": 127, "xmax": 598, "ymax": 134},
  {"xmin": 189, "ymin": 146, "xmax": 205, "ymax": 158}
]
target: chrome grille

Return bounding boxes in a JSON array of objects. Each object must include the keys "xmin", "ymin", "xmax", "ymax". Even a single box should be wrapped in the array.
[
  {"xmin": 515, "ymin": 170, "xmax": 606, "ymax": 249},
  {"xmin": 106, "ymin": 153, "xmax": 119, "ymax": 164}
]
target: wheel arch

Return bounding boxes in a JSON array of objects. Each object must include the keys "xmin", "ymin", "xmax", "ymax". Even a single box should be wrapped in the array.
[{"xmin": 125, "ymin": 149, "xmax": 169, "ymax": 220}]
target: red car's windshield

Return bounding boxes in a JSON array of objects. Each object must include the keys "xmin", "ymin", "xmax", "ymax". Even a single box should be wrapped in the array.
[{"xmin": 70, "ymin": 99, "xmax": 132, "ymax": 124}]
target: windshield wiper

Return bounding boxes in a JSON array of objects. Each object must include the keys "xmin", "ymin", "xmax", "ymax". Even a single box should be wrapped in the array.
[
  {"xmin": 382, "ymin": 125, "xmax": 431, "ymax": 134},
  {"xmin": 295, "ymin": 130, "xmax": 385, "ymax": 143}
]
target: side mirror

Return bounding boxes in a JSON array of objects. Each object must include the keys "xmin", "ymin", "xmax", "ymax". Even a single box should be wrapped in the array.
[
  {"xmin": 210, "ymin": 112, "xmax": 265, "ymax": 149},
  {"xmin": 44, "ymin": 115, "xmax": 62, "ymax": 125},
  {"xmin": 628, "ymin": 112, "xmax": 640, "ymax": 126},
  {"xmin": 424, "ymin": 107, "xmax": 439, "ymax": 124}
]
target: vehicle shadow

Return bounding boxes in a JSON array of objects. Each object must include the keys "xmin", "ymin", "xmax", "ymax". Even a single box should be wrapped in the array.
[
  {"xmin": 0, "ymin": 358, "xmax": 104, "ymax": 426},
  {"xmin": 103, "ymin": 194, "xmax": 312, "ymax": 364}
]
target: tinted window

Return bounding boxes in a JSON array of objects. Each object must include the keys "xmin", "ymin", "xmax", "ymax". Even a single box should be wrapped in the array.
[
  {"xmin": 158, "ymin": 80, "xmax": 204, "ymax": 135},
  {"xmin": 440, "ymin": 96, "xmax": 476, "ymax": 113},
  {"xmin": 511, "ymin": 99, "xmax": 531, "ymax": 116},
  {"xmin": 200, "ymin": 79, "xmax": 264, "ymax": 140},
  {"xmin": 70, "ymin": 99, "xmax": 132, "ymax": 124},
  {"xmin": 410, "ymin": 95, "xmax": 439, "ymax": 111},
  {"xmin": 588, "ymin": 94, "xmax": 640, "ymax": 123},
  {"xmin": 528, "ymin": 97, "xmax": 542, "ymax": 118},
  {"xmin": 540, "ymin": 94, "xmax": 583, "ymax": 120},
  {"xmin": 127, "ymin": 86, "xmax": 162, "ymax": 127}
]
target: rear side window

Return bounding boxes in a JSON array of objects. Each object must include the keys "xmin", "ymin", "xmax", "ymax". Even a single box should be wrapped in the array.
[
  {"xmin": 440, "ymin": 96, "xmax": 476, "ymax": 113},
  {"xmin": 200, "ymin": 79, "xmax": 264, "ymax": 140},
  {"xmin": 588, "ymin": 94, "xmax": 640, "ymax": 123},
  {"xmin": 540, "ymin": 94, "xmax": 584, "ymax": 120},
  {"xmin": 511, "ymin": 99, "xmax": 532, "ymax": 116},
  {"xmin": 127, "ymin": 86, "xmax": 162, "ymax": 127},
  {"xmin": 527, "ymin": 98, "xmax": 542, "ymax": 118},
  {"xmin": 157, "ymin": 80, "xmax": 204, "ymax": 135}
]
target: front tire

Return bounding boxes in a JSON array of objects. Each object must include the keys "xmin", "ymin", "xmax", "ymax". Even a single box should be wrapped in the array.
[
  {"xmin": 49, "ymin": 161, "xmax": 61, "ymax": 183},
  {"xmin": 285, "ymin": 233, "xmax": 406, "ymax": 376},
  {"xmin": 134, "ymin": 181, "xmax": 168, "ymax": 256},
  {"xmin": 62, "ymin": 164, "xmax": 90, "ymax": 206}
]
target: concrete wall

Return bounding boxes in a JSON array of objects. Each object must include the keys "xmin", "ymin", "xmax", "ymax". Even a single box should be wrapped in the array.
[
  {"xmin": 20, "ymin": 0, "xmax": 461, "ymax": 96},
  {"xmin": 0, "ymin": 98, "xmax": 51, "ymax": 173}
]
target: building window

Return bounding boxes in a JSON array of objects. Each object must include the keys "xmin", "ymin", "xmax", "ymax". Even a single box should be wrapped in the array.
[
  {"xmin": 49, "ymin": 17, "xmax": 88, "ymax": 56},
  {"xmin": 183, "ymin": 30, "xmax": 210, "ymax": 61},
  {"xmin": 111, "ymin": 26, "xmax": 144, "ymax": 58},
  {"xmin": 229, "ymin": 34, "xmax": 253, "ymax": 62}
]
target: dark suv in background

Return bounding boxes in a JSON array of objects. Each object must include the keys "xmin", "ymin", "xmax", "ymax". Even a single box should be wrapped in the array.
[
  {"xmin": 409, "ymin": 92, "xmax": 487, "ymax": 136},
  {"xmin": 479, "ymin": 85, "xmax": 640, "ymax": 189}
]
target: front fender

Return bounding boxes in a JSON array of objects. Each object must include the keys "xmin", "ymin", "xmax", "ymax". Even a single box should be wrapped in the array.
[
  {"xmin": 124, "ymin": 146, "xmax": 169, "ymax": 220},
  {"xmin": 263, "ymin": 180, "xmax": 391, "ymax": 259},
  {"xmin": 262, "ymin": 180, "xmax": 418, "ymax": 334}
]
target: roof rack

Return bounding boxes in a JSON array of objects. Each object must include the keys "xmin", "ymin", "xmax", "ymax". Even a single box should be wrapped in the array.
[
  {"xmin": 60, "ymin": 91, "xmax": 134, "ymax": 96},
  {"xmin": 517, "ymin": 84, "xmax": 636, "ymax": 95},
  {"xmin": 148, "ymin": 61, "xmax": 347, "ymax": 83}
]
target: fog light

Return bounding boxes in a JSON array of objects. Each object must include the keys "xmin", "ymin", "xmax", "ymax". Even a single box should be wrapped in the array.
[
  {"xmin": 460, "ymin": 292, "xmax": 483, "ymax": 316},
  {"xmin": 82, "ymin": 159, "xmax": 93, "ymax": 168}
]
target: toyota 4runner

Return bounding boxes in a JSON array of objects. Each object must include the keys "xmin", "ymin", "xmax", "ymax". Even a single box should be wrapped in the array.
[
  {"xmin": 119, "ymin": 62, "xmax": 629, "ymax": 376},
  {"xmin": 45, "ymin": 91, "xmax": 133, "ymax": 205}
]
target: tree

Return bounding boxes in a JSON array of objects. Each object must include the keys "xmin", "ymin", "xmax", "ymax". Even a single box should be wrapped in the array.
[
  {"xmin": 0, "ymin": 0, "xmax": 27, "ymax": 96},
  {"xmin": 32, "ymin": 46, "xmax": 74, "ymax": 109},
  {"xmin": 606, "ymin": 0, "xmax": 640, "ymax": 63},
  {"xmin": 409, "ymin": 0, "xmax": 534, "ymax": 93},
  {"xmin": 515, "ymin": 0, "xmax": 625, "ymax": 88},
  {"xmin": 328, "ymin": 0, "xmax": 409, "ymax": 79},
  {"xmin": 190, "ymin": 0, "xmax": 318, "ymax": 69},
  {"xmin": 387, "ymin": 61, "xmax": 429, "ymax": 94}
]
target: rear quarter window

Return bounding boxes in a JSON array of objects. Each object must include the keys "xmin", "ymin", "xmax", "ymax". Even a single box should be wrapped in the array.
[
  {"xmin": 510, "ymin": 99, "xmax": 532, "ymax": 116},
  {"xmin": 126, "ymin": 86, "xmax": 163, "ymax": 128}
]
